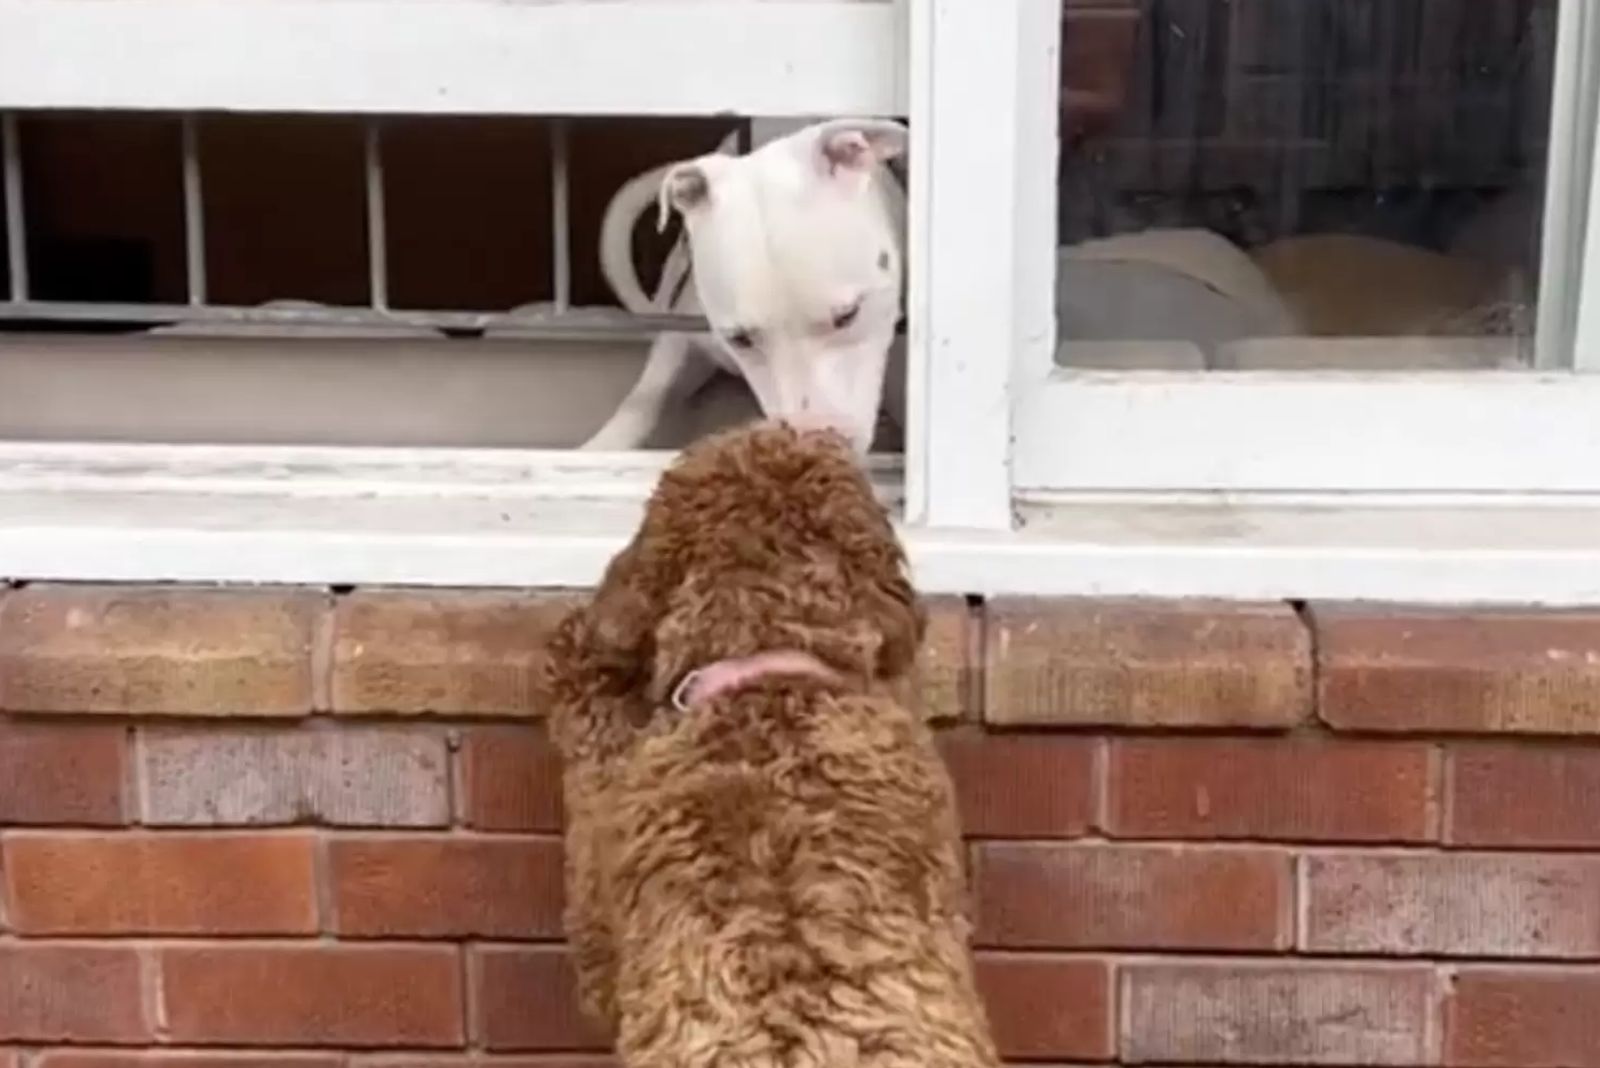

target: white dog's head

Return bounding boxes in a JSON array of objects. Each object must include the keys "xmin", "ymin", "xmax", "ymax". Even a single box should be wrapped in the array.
[{"xmin": 658, "ymin": 119, "xmax": 907, "ymax": 453}]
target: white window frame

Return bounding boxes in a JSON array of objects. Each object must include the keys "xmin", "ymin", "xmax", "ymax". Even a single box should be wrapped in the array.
[
  {"xmin": 985, "ymin": 0, "xmax": 1600, "ymax": 497},
  {"xmin": 0, "ymin": 0, "xmax": 906, "ymax": 118},
  {"xmin": 5, "ymin": 0, "xmax": 1600, "ymax": 605}
]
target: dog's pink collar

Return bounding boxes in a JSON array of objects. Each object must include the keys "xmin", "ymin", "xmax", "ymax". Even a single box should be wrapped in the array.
[{"xmin": 670, "ymin": 650, "xmax": 842, "ymax": 711}]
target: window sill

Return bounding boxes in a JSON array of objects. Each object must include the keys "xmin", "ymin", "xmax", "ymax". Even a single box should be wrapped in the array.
[{"xmin": 3, "ymin": 444, "xmax": 1599, "ymax": 603}]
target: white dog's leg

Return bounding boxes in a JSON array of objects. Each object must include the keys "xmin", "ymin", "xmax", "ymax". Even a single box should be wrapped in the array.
[{"xmin": 580, "ymin": 332, "xmax": 713, "ymax": 450}]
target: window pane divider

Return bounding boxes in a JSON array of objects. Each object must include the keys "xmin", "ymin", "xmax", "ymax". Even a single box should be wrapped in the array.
[
  {"xmin": 1539, "ymin": 0, "xmax": 1600, "ymax": 370},
  {"xmin": 905, "ymin": 0, "xmax": 1059, "ymax": 531}
]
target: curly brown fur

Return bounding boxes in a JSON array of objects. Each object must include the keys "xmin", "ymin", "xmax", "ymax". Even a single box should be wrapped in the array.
[{"xmin": 545, "ymin": 422, "xmax": 998, "ymax": 1068}]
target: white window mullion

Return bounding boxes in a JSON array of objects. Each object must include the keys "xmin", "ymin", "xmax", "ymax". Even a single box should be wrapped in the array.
[
  {"xmin": 1570, "ymin": 0, "xmax": 1600, "ymax": 375},
  {"xmin": 1544, "ymin": 0, "xmax": 1600, "ymax": 371},
  {"xmin": 905, "ymin": 0, "xmax": 1059, "ymax": 530}
]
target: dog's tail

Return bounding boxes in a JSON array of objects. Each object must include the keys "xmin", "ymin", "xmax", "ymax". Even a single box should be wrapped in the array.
[{"xmin": 598, "ymin": 162, "xmax": 676, "ymax": 314}]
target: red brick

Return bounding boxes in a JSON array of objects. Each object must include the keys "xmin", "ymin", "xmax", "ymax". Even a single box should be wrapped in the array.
[
  {"xmin": 973, "ymin": 954, "xmax": 1111, "ymax": 1061},
  {"xmin": 910, "ymin": 597, "xmax": 976, "ymax": 722},
  {"xmin": 1449, "ymin": 744, "xmax": 1600, "ymax": 848},
  {"xmin": 330, "ymin": 836, "xmax": 564, "ymax": 938},
  {"xmin": 40, "ymin": 1055, "xmax": 344, "ymax": 1068},
  {"xmin": 4, "ymin": 832, "xmax": 317, "ymax": 935},
  {"xmin": 1304, "ymin": 852, "xmax": 1600, "ymax": 958},
  {"xmin": 140, "ymin": 726, "xmax": 449, "ymax": 827},
  {"xmin": 1121, "ymin": 962, "xmax": 1434, "ymax": 1065},
  {"xmin": 1107, "ymin": 737, "xmax": 1435, "ymax": 842},
  {"xmin": 984, "ymin": 598, "xmax": 1310, "ymax": 728},
  {"xmin": 974, "ymin": 842, "xmax": 1290, "ymax": 950},
  {"xmin": 936, "ymin": 731, "xmax": 1094, "ymax": 838},
  {"xmin": 331, "ymin": 591, "xmax": 577, "ymax": 716},
  {"xmin": 1315, "ymin": 605, "xmax": 1600, "ymax": 734},
  {"xmin": 360, "ymin": 1060, "xmax": 615, "ymax": 1068},
  {"xmin": 0, "ymin": 722, "xmax": 126, "ymax": 824},
  {"xmin": 460, "ymin": 727, "xmax": 564, "ymax": 832},
  {"xmin": 1448, "ymin": 968, "xmax": 1600, "ymax": 1067},
  {"xmin": 160, "ymin": 945, "xmax": 463, "ymax": 1047},
  {"xmin": 0, "ymin": 944, "xmax": 149, "ymax": 1042},
  {"xmin": 0, "ymin": 586, "xmax": 319, "ymax": 716},
  {"xmin": 470, "ymin": 946, "xmax": 609, "ymax": 1052}
]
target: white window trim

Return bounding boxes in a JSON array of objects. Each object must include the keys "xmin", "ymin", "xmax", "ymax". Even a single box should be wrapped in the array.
[
  {"xmin": 5, "ymin": 442, "xmax": 1600, "ymax": 605},
  {"xmin": 1002, "ymin": 0, "xmax": 1600, "ymax": 497},
  {"xmin": 0, "ymin": 0, "xmax": 906, "ymax": 118},
  {"xmin": 903, "ymin": 0, "xmax": 1058, "ymax": 530},
  {"xmin": 1535, "ymin": 0, "xmax": 1600, "ymax": 368},
  {"xmin": 1015, "ymin": 372, "xmax": 1600, "ymax": 494},
  {"xmin": 1570, "ymin": 0, "xmax": 1600, "ymax": 374},
  {"xmin": 6, "ymin": 0, "xmax": 1600, "ymax": 604}
]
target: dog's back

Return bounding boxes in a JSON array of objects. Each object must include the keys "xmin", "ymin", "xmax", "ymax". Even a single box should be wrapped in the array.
[{"xmin": 598, "ymin": 682, "xmax": 996, "ymax": 1068}]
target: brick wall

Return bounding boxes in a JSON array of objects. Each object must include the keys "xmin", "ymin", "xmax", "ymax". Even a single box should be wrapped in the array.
[{"xmin": 2, "ymin": 586, "xmax": 1599, "ymax": 1067}]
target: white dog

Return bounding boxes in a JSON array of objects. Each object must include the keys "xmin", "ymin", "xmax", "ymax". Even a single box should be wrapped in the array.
[{"xmin": 582, "ymin": 119, "xmax": 908, "ymax": 454}]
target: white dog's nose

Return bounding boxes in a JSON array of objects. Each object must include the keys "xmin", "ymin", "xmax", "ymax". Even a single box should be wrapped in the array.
[{"xmin": 784, "ymin": 411, "xmax": 846, "ymax": 435}]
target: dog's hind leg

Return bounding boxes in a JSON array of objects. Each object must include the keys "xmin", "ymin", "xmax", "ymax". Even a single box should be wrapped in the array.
[{"xmin": 580, "ymin": 331, "xmax": 714, "ymax": 450}]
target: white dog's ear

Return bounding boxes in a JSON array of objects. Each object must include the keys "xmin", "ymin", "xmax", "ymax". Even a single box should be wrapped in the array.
[
  {"xmin": 656, "ymin": 161, "xmax": 712, "ymax": 232},
  {"xmin": 810, "ymin": 119, "xmax": 908, "ymax": 179}
]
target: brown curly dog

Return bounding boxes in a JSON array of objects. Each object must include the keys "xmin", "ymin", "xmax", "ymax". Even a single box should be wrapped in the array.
[{"xmin": 545, "ymin": 422, "xmax": 998, "ymax": 1068}]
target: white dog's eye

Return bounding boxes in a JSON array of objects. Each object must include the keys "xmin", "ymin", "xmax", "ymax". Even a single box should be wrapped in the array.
[
  {"xmin": 831, "ymin": 302, "xmax": 861, "ymax": 330},
  {"xmin": 725, "ymin": 328, "xmax": 756, "ymax": 350}
]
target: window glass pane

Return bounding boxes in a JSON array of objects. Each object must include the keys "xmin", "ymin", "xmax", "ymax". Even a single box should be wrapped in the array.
[{"xmin": 1055, "ymin": 0, "xmax": 1557, "ymax": 371}]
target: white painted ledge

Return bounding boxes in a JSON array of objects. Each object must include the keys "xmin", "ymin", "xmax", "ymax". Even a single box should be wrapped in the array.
[{"xmin": 3, "ymin": 445, "xmax": 1599, "ymax": 603}]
